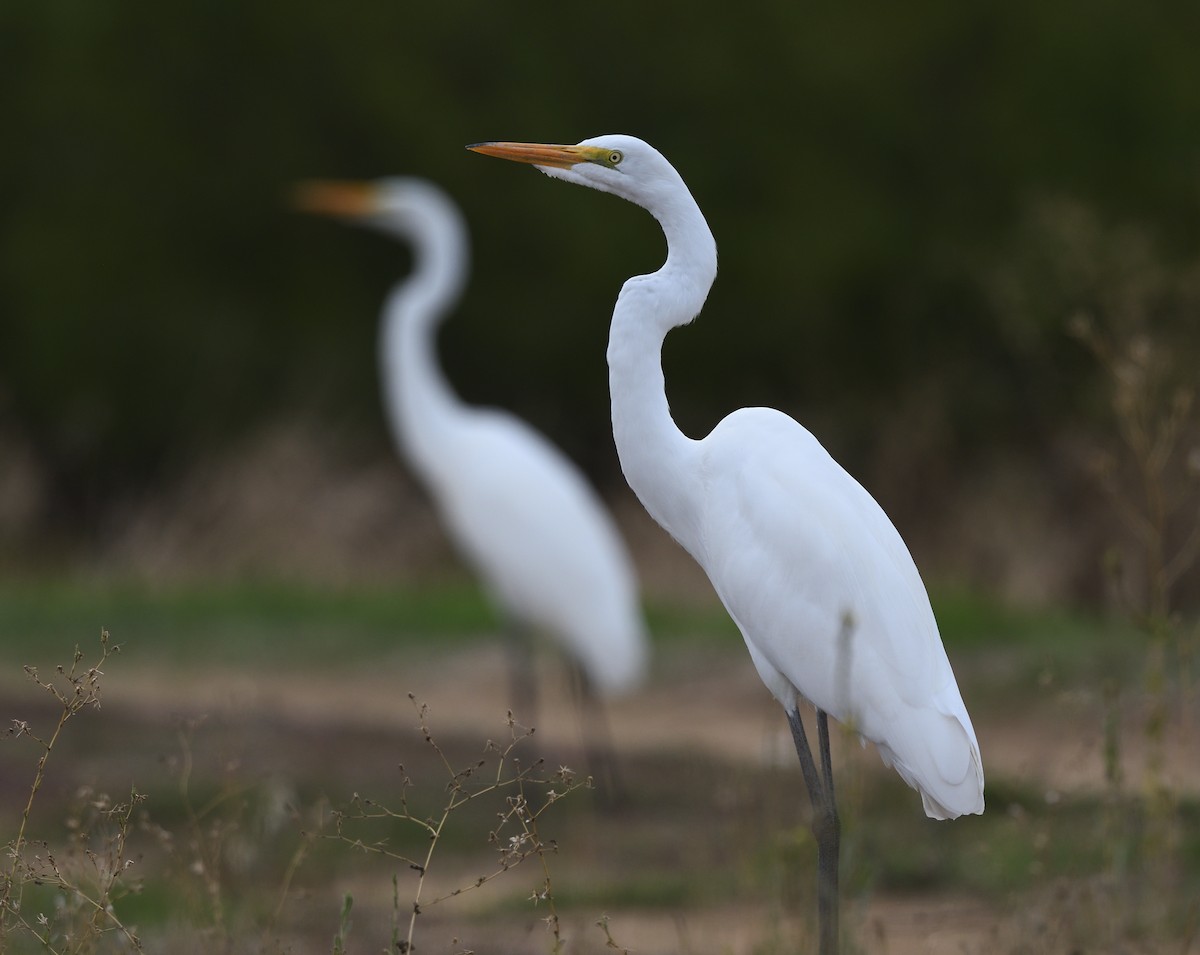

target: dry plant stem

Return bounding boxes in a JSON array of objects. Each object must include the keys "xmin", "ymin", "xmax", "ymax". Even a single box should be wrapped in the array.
[
  {"xmin": 595, "ymin": 914, "xmax": 630, "ymax": 954},
  {"xmin": 400, "ymin": 697, "xmax": 573, "ymax": 953},
  {"xmin": 402, "ymin": 695, "xmax": 483, "ymax": 952},
  {"xmin": 405, "ymin": 780, "xmax": 452, "ymax": 953},
  {"xmin": 326, "ymin": 697, "xmax": 583, "ymax": 955},
  {"xmin": 1, "ymin": 632, "xmax": 117, "ymax": 944},
  {"xmin": 1073, "ymin": 315, "xmax": 1199, "ymax": 941},
  {"xmin": 82, "ymin": 788, "xmax": 143, "ymax": 944},
  {"xmin": 175, "ymin": 720, "xmax": 255, "ymax": 948},
  {"xmin": 177, "ymin": 724, "xmax": 228, "ymax": 940},
  {"xmin": 270, "ymin": 810, "xmax": 320, "ymax": 930},
  {"xmin": 31, "ymin": 789, "xmax": 146, "ymax": 951},
  {"xmin": 3, "ymin": 685, "xmax": 73, "ymax": 917},
  {"xmin": 521, "ymin": 772, "xmax": 565, "ymax": 954}
]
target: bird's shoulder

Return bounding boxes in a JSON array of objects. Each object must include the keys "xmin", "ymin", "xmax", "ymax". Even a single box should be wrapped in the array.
[
  {"xmin": 695, "ymin": 407, "xmax": 942, "ymax": 680},
  {"xmin": 698, "ymin": 407, "xmax": 847, "ymax": 507},
  {"xmin": 449, "ymin": 405, "xmax": 564, "ymax": 469},
  {"xmin": 438, "ymin": 405, "xmax": 605, "ymax": 516}
]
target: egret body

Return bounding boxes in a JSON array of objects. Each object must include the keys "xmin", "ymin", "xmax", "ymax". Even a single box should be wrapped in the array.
[
  {"xmin": 296, "ymin": 177, "xmax": 649, "ymax": 723},
  {"xmin": 469, "ymin": 136, "xmax": 984, "ymax": 952}
]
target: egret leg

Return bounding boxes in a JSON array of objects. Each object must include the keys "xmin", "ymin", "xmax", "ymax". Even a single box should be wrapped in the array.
[
  {"xmin": 787, "ymin": 706, "xmax": 840, "ymax": 955},
  {"xmin": 503, "ymin": 621, "xmax": 538, "ymax": 730},
  {"xmin": 567, "ymin": 659, "xmax": 627, "ymax": 809}
]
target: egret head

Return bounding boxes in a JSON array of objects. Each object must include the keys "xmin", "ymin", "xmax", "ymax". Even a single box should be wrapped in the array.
[
  {"xmin": 469, "ymin": 133, "xmax": 716, "ymax": 302},
  {"xmin": 294, "ymin": 177, "xmax": 464, "ymax": 243},
  {"xmin": 294, "ymin": 175, "xmax": 469, "ymax": 287},
  {"xmin": 468, "ymin": 135, "xmax": 687, "ymax": 215}
]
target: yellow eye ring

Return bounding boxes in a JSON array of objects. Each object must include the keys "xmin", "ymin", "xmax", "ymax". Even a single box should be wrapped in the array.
[{"xmin": 608, "ymin": 150, "xmax": 624, "ymax": 166}]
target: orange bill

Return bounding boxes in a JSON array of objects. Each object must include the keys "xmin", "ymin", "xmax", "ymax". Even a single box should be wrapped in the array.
[
  {"xmin": 292, "ymin": 180, "xmax": 380, "ymax": 217},
  {"xmin": 466, "ymin": 142, "xmax": 598, "ymax": 169}
]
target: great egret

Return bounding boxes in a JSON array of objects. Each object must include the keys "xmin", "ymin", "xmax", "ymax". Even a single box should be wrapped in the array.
[
  {"xmin": 469, "ymin": 136, "xmax": 985, "ymax": 952},
  {"xmin": 295, "ymin": 178, "xmax": 649, "ymax": 778}
]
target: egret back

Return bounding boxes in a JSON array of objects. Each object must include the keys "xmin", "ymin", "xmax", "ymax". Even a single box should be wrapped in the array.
[
  {"xmin": 692, "ymin": 408, "xmax": 983, "ymax": 818},
  {"xmin": 423, "ymin": 407, "xmax": 648, "ymax": 696}
]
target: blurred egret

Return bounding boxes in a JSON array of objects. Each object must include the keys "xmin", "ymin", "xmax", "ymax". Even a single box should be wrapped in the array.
[
  {"xmin": 469, "ymin": 136, "xmax": 984, "ymax": 952},
  {"xmin": 295, "ymin": 178, "xmax": 649, "ymax": 783}
]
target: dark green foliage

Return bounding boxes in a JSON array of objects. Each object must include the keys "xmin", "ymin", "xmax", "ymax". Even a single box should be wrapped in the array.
[{"xmin": 3, "ymin": 0, "xmax": 1199, "ymax": 537}]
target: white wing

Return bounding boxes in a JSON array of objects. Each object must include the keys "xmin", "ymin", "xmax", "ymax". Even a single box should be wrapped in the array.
[
  {"xmin": 692, "ymin": 407, "xmax": 983, "ymax": 818},
  {"xmin": 424, "ymin": 406, "xmax": 648, "ymax": 696}
]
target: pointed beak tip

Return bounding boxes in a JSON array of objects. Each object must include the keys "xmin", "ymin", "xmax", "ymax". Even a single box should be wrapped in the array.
[{"xmin": 466, "ymin": 141, "xmax": 584, "ymax": 170}]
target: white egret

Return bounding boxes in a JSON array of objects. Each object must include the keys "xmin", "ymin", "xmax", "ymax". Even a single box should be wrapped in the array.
[
  {"xmin": 469, "ymin": 136, "xmax": 984, "ymax": 952},
  {"xmin": 295, "ymin": 178, "xmax": 649, "ymax": 783}
]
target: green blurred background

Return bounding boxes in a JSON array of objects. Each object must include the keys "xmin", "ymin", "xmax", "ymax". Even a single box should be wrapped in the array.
[{"xmin": 2, "ymin": 0, "xmax": 1198, "ymax": 604}]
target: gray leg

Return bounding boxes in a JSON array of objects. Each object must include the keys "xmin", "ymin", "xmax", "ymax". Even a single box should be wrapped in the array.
[
  {"xmin": 503, "ymin": 620, "xmax": 538, "ymax": 729},
  {"xmin": 787, "ymin": 706, "xmax": 840, "ymax": 955},
  {"xmin": 568, "ymin": 659, "xmax": 626, "ymax": 809}
]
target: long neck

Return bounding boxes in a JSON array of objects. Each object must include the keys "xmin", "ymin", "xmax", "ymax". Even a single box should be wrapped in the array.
[
  {"xmin": 606, "ymin": 190, "xmax": 717, "ymax": 552},
  {"xmin": 379, "ymin": 223, "xmax": 467, "ymax": 477}
]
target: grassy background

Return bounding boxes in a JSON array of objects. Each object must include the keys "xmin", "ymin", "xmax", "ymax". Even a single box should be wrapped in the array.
[{"xmin": 3, "ymin": 578, "xmax": 1196, "ymax": 953}]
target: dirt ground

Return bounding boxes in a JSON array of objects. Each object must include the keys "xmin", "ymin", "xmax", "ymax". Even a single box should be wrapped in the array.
[
  {"xmin": 6, "ymin": 631, "xmax": 1195, "ymax": 955},
  {"xmin": 97, "ymin": 637, "xmax": 1200, "ymax": 801}
]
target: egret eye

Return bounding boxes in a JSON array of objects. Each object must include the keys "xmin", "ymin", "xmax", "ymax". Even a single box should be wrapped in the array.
[{"xmin": 608, "ymin": 150, "xmax": 624, "ymax": 166}]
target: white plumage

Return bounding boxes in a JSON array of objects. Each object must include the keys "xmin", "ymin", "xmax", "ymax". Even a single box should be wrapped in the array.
[
  {"xmin": 298, "ymin": 177, "xmax": 648, "ymax": 698},
  {"xmin": 469, "ymin": 136, "xmax": 983, "ymax": 819},
  {"xmin": 697, "ymin": 407, "xmax": 982, "ymax": 818}
]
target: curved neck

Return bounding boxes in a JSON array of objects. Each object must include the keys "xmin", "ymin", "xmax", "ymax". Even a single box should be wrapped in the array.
[
  {"xmin": 606, "ymin": 191, "xmax": 717, "ymax": 552},
  {"xmin": 379, "ymin": 224, "xmax": 468, "ymax": 476}
]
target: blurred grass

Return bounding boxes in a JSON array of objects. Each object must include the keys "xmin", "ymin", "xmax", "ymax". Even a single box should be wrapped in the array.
[
  {"xmin": 0, "ymin": 575, "xmax": 1146, "ymax": 747},
  {"xmin": 0, "ymin": 574, "xmax": 1131, "ymax": 664},
  {"xmin": 0, "ymin": 575, "xmax": 751, "ymax": 672},
  {"xmin": 0, "ymin": 577, "xmax": 496, "ymax": 667},
  {"xmin": 3, "ymin": 579, "xmax": 1194, "ymax": 953}
]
